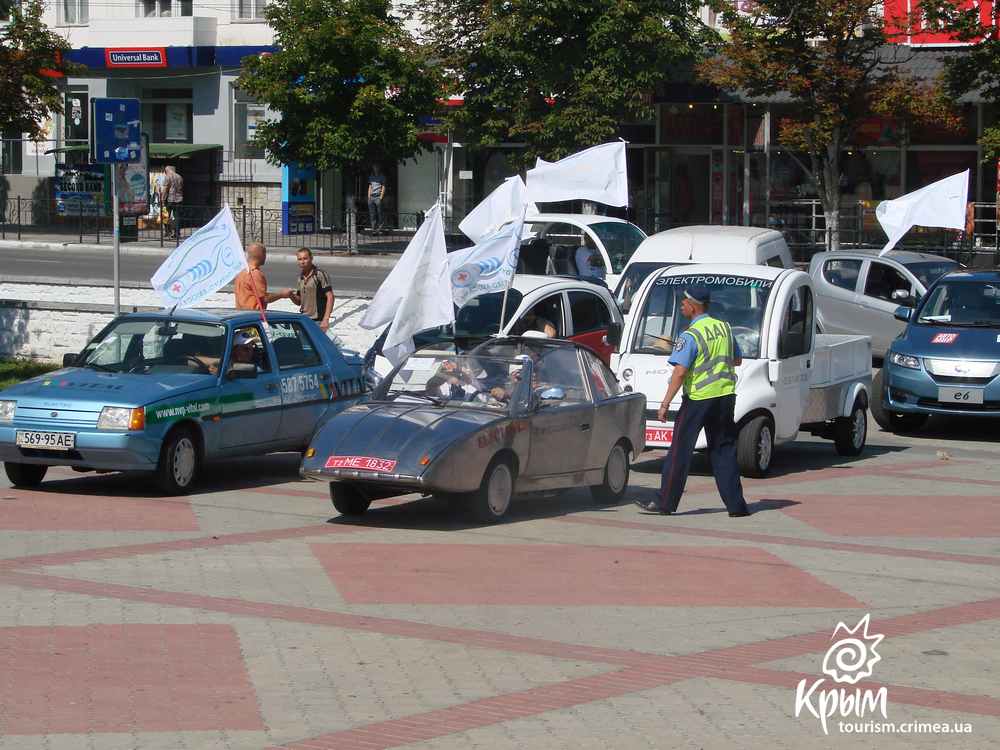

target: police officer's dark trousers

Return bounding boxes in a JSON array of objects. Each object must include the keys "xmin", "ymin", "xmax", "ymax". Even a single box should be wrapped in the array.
[{"xmin": 660, "ymin": 393, "xmax": 749, "ymax": 514}]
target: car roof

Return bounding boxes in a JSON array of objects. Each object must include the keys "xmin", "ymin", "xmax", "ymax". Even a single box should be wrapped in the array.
[
  {"xmin": 811, "ymin": 249, "xmax": 957, "ymax": 264},
  {"xmin": 118, "ymin": 309, "xmax": 308, "ymax": 325},
  {"xmin": 630, "ymin": 225, "xmax": 787, "ymax": 264},
  {"xmin": 937, "ymin": 268, "xmax": 1000, "ymax": 282},
  {"xmin": 656, "ymin": 262, "xmax": 789, "ymax": 281},
  {"xmin": 524, "ymin": 213, "xmax": 636, "ymax": 227}
]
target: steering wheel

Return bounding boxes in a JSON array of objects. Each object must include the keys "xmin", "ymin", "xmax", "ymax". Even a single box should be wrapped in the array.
[{"xmin": 182, "ymin": 354, "xmax": 212, "ymax": 373}]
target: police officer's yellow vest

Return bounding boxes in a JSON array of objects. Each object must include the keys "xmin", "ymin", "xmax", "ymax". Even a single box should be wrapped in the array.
[{"xmin": 682, "ymin": 315, "xmax": 737, "ymax": 400}]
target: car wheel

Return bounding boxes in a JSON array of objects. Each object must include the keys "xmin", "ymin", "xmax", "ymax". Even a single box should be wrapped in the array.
[
  {"xmin": 834, "ymin": 399, "xmax": 868, "ymax": 456},
  {"xmin": 871, "ymin": 369, "xmax": 928, "ymax": 433},
  {"xmin": 330, "ymin": 483, "xmax": 372, "ymax": 516},
  {"xmin": 156, "ymin": 427, "xmax": 200, "ymax": 495},
  {"xmin": 471, "ymin": 456, "xmax": 515, "ymax": 523},
  {"xmin": 591, "ymin": 440, "xmax": 630, "ymax": 504},
  {"xmin": 4, "ymin": 462, "xmax": 48, "ymax": 487},
  {"xmin": 737, "ymin": 416, "xmax": 773, "ymax": 478}
]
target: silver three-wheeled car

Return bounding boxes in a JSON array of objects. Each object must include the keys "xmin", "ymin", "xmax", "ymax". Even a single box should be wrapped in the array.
[{"xmin": 301, "ymin": 337, "xmax": 645, "ymax": 521}]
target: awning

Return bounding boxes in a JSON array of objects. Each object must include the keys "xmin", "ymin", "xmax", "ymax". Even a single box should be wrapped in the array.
[{"xmin": 45, "ymin": 143, "xmax": 223, "ymax": 158}]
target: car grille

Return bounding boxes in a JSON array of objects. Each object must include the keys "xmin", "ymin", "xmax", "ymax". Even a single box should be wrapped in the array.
[
  {"xmin": 18, "ymin": 447, "xmax": 83, "ymax": 460},
  {"xmin": 916, "ymin": 399, "xmax": 1000, "ymax": 412},
  {"xmin": 928, "ymin": 374, "xmax": 995, "ymax": 386}
]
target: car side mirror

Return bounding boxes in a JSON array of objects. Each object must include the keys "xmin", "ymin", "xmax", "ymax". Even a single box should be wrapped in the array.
[
  {"xmin": 537, "ymin": 386, "xmax": 565, "ymax": 406},
  {"xmin": 604, "ymin": 322, "xmax": 623, "ymax": 348},
  {"xmin": 893, "ymin": 305, "xmax": 912, "ymax": 322},
  {"xmin": 62, "ymin": 353, "xmax": 78, "ymax": 367},
  {"xmin": 891, "ymin": 289, "xmax": 915, "ymax": 306},
  {"xmin": 227, "ymin": 362, "xmax": 257, "ymax": 379}
]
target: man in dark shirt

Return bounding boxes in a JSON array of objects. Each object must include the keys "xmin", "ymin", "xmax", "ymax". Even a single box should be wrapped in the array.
[{"xmin": 290, "ymin": 247, "xmax": 334, "ymax": 331}]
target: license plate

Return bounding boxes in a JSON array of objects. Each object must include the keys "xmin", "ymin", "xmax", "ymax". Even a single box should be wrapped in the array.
[
  {"xmin": 645, "ymin": 427, "xmax": 673, "ymax": 445},
  {"xmin": 325, "ymin": 455, "xmax": 397, "ymax": 472},
  {"xmin": 15, "ymin": 430, "xmax": 76, "ymax": 450},
  {"xmin": 938, "ymin": 387, "xmax": 985, "ymax": 405}
]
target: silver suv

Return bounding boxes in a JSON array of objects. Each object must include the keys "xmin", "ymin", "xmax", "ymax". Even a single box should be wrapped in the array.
[{"xmin": 808, "ymin": 249, "xmax": 958, "ymax": 357}]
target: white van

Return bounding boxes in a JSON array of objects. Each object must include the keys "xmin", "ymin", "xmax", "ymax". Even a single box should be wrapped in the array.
[{"xmin": 615, "ymin": 226, "xmax": 794, "ymax": 313}]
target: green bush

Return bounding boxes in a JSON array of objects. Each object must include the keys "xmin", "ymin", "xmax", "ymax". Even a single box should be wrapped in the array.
[{"xmin": 0, "ymin": 359, "xmax": 60, "ymax": 391}]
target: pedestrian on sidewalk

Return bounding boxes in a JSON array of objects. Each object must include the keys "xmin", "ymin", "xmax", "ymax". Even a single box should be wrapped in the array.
[
  {"xmin": 290, "ymin": 247, "xmax": 334, "ymax": 331},
  {"xmin": 634, "ymin": 286, "xmax": 752, "ymax": 518},
  {"xmin": 234, "ymin": 242, "xmax": 293, "ymax": 312},
  {"xmin": 367, "ymin": 165, "xmax": 387, "ymax": 231},
  {"xmin": 160, "ymin": 165, "xmax": 184, "ymax": 238}
]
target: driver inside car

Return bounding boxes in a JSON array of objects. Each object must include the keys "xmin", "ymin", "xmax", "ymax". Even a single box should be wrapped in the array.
[{"xmin": 194, "ymin": 331, "xmax": 258, "ymax": 375}]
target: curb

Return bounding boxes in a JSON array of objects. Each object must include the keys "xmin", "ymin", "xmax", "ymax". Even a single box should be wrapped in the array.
[{"xmin": 0, "ymin": 239, "xmax": 400, "ymax": 269}]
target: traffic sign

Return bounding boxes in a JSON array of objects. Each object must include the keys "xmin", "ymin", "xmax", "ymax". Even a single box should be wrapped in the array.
[{"xmin": 90, "ymin": 98, "xmax": 142, "ymax": 164}]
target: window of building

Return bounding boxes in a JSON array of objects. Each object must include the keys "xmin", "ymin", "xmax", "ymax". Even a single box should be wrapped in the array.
[
  {"xmin": 1, "ymin": 131, "xmax": 22, "ymax": 175},
  {"xmin": 0, "ymin": 0, "xmax": 19, "ymax": 21},
  {"xmin": 64, "ymin": 90, "xmax": 89, "ymax": 144},
  {"xmin": 138, "ymin": 0, "xmax": 192, "ymax": 16},
  {"xmin": 58, "ymin": 0, "xmax": 88, "ymax": 24},
  {"xmin": 141, "ymin": 89, "xmax": 193, "ymax": 143},
  {"xmin": 233, "ymin": 87, "xmax": 266, "ymax": 159},
  {"xmin": 235, "ymin": 0, "xmax": 265, "ymax": 20}
]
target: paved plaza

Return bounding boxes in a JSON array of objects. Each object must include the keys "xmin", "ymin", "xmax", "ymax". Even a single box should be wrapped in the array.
[{"xmin": 0, "ymin": 415, "xmax": 998, "ymax": 749}]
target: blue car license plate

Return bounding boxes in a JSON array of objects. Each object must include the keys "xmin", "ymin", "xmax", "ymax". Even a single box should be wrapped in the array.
[
  {"xmin": 938, "ymin": 387, "xmax": 984, "ymax": 405},
  {"xmin": 15, "ymin": 430, "xmax": 76, "ymax": 450}
]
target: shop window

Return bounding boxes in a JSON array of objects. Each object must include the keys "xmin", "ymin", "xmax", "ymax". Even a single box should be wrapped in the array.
[
  {"xmin": 905, "ymin": 151, "xmax": 977, "ymax": 198},
  {"xmin": 909, "ymin": 105, "xmax": 978, "ymax": 146},
  {"xmin": 659, "ymin": 103, "xmax": 724, "ymax": 145},
  {"xmin": 59, "ymin": 0, "xmax": 88, "ymax": 24},
  {"xmin": 63, "ymin": 90, "xmax": 88, "ymax": 144},
  {"xmin": 138, "ymin": 0, "xmax": 192, "ymax": 16},
  {"xmin": 1, "ymin": 131, "xmax": 22, "ymax": 175},
  {"xmin": 141, "ymin": 89, "xmax": 193, "ymax": 143},
  {"xmin": 235, "ymin": 0, "xmax": 265, "ymax": 20},
  {"xmin": 233, "ymin": 87, "xmax": 266, "ymax": 159}
]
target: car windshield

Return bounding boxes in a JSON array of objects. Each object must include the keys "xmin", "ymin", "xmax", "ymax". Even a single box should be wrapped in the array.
[
  {"xmin": 376, "ymin": 354, "xmax": 533, "ymax": 412},
  {"xmin": 78, "ymin": 319, "xmax": 227, "ymax": 374},
  {"xmin": 632, "ymin": 273, "xmax": 776, "ymax": 359},
  {"xmin": 905, "ymin": 260, "xmax": 959, "ymax": 290},
  {"xmin": 615, "ymin": 261, "xmax": 680, "ymax": 313},
  {"xmin": 410, "ymin": 291, "xmax": 525, "ymax": 352},
  {"xmin": 916, "ymin": 280, "xmax": 1000, "ymax": 326},
  {"xmin": 588, "ymin": 222, "xmax": 646, "ymax": 274}
]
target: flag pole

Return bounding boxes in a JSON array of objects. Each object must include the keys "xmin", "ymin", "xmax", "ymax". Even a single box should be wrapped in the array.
[{"xmin": 496, "ymin": 205, "xmax": 528, "ymax": 336}]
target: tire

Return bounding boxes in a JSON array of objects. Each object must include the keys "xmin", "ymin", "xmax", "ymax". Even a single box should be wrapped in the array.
[
  {"xmin": 871, "ymin": 369, "xmax": 928, "ymax": 433},
  {"xmin": 4, "ymin": 462, "xmax": 48, "ymax": 487},
  {"xmin": 156, "ymin": 427, "xmax": 200, "ymax": 495},
  {"xmin": 737, "ymin": 416, "xmax": 773, "ymax": 478},
  {"xmin": 330, "ymin": 483, "xmax": 372, "ymax": 516},
  {"xmin": 470, "ymin": 456, "xmax": 515, "ymax": 523},
  {"xmin": 590, "ymin": 441, "xmax": 630, "ymax": 504},
  {"xmin": 834, "ymin": 400, "xmax": 868, "ymax": 456}
]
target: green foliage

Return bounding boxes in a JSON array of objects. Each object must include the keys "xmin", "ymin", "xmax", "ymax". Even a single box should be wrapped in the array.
[
  {"xmin": 236, "ymin": 0, "xmax": 441, "ymax": 172},
  {"xmin": 422, "ymin": 0, "xmax": 714, "ymax": 164},
  {"xmin": 0, "ymin": 0, "xmax": 80, "ymax": 137},
  {"xmin": 0, "ymin": 359, "xmax": 59, "ymax": 391}
]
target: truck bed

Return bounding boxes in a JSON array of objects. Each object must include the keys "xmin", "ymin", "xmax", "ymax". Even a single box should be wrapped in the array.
[{"xmin": 810, "ymin": 334, "xmax": 872, "ymax": 388}]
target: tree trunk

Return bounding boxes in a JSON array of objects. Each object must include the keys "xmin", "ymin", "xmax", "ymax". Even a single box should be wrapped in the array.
[{"xmin": 819, "ymin": 141, "xmax": 842, "ymax": 252}]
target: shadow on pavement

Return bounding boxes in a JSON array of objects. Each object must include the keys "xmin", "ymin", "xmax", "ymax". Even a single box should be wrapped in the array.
[{"xmin": 872, "ymin": 414, "xmax": 1000, "ymax": 444}]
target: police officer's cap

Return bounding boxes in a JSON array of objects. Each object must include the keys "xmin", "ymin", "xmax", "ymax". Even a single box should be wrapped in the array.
[{"xmin": 683, "ymin": 286, "xmax": 711, "ymax": 305}]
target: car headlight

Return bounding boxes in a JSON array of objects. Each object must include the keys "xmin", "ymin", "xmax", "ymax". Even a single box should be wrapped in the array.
[
  {"xmin": 889, "ymin": 352, "xmax": 921, "ymax": 370},
  {"xmin": 97, "ymin": 406, "xmax": 145, "ymax": 431},
  {"xmin": 0, "ymin": 400, "xmax": 15, "ymax": 423}
]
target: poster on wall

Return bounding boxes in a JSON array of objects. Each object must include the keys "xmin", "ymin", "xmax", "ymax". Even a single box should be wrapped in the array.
[
  {"xmin": 54, "ymin": 163, "xmax": 108, "ymax": 217},
  {"xmin": 115, "ymin": 134, "xmax": 150, "ymax": 216},
  {"xmin": 165, "ymin": 103, "xmax": 188, "ymax": 141}
]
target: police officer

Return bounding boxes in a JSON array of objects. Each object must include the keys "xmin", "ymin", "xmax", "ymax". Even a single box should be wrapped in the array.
[{"xmin": 634, "ymin": 286, "xmax": 752, "ymax": 517}]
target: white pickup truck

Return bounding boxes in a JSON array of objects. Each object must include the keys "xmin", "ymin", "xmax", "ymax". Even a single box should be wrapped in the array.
[{"xmin": 612, "ymin": 264, "xmax": 872, "ymax": 476}]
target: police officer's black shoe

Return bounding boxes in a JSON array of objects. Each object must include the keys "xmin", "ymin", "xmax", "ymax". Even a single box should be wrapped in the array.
[
  {"xmin": 728, "ymin": 510, "xmax": 753, "ymax": 517},
  {"xmin": 633, "ymin": 499, "xmax": 670, "ymax": 515}
]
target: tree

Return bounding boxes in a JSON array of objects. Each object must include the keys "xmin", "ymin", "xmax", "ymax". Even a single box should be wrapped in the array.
[
  {"xmin": 927, "ymin": 0, "xmax": 1000, "ymax": 160},
  {"xmin": 237, "ymin": 0, "xmax": 441, "ymax": 181},
  {"xmin": 700, "ymin": 0, "xmax": 960, "ymax": 251},
  {"xmin": 421, "ymin": 0, "xmax": 714, "ymax": 164},
  {"xmin": 0, "ymin": 0, "xmax": 79, "ymax": 139}
]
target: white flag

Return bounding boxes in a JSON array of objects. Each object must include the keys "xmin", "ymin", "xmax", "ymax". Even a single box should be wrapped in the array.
[
  {"xmin": 459, "ymin": 176, "xmax": 536, "ymax": 242},
  {"xmin": 525, "ymin": 141, "xmax": 628, "ymax": 207},
  {"xmin": 877, "ymin": 170, "xmax": 969, "ymax": 256},
  {"xmin": 151, "ymin": 204, "xmax": 247, "ymax": 308},
  {"xmin": 361, "ymin": 203, "xmax": 454, "ymax": 366},
  {"xmin": 449, "ymin": 209, "xmax": 526, "ymax": 308}
]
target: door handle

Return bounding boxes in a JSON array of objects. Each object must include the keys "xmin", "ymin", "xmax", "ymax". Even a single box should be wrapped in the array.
[
  {"xmin": 806, "ymin": 359, "xmax": 811, "ymax": 369},
  {"xmin": 580, "ymin": 423, "xmax": 591, "ymax": 432}
]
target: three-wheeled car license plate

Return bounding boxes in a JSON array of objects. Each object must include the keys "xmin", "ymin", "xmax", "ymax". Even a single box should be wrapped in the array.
[
  {"xmin": 645, "ymin": 427, "xmax": 673, "ymax": 444},
  {"xmin": 325, "ymin": 455, "xmax": 397, "ymax": 472},
  {"xmin": 938, "ymin": 387, "xmax": 985, "ymax": 405},
  {"xmin": 15, "ymin": 430, "xmax": 76, "ymax": 450}
]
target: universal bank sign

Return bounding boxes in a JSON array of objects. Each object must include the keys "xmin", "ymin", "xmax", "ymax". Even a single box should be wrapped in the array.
[{"xmin": 105, "ymin": 48, "xmax": 168, "ymax": 68}]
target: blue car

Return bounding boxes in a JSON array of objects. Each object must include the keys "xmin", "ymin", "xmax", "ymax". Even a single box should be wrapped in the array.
[
  {"xmin": 874, "ymin": 269, "xmax": 1000, "ymax": 432},
  {"xmin": 0, "ymin": 309, "xmax": 370, "ymax": 493}
]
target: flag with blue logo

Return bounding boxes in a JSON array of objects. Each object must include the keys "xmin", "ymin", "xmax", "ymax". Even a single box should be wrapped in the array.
[
  {"xmin": 151, "ymin": 204, "xmax": 247, "ymax": 308},
  {"xmin": 448, "ymin": 209, "xmax": 526, "ymax": 308}
]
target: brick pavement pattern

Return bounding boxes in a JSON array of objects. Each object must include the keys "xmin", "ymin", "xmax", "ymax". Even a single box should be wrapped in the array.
[{"xmin": 0, "ymin": 421, "xmax": 998, "ymax": 749}]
